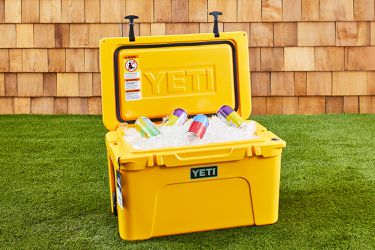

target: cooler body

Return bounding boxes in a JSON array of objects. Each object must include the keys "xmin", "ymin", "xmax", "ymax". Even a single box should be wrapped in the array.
[
  {"xmin": 100, "ymin": 31, "xmax": 286, "ymax": 240},
  {"xmin": 106, "ymin": 123, "xmax": 284, "ymax": 240}
]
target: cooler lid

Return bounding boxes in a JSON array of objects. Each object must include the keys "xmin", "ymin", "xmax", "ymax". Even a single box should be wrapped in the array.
[{"xmin": 100, "ymin": 32, "xmax": 251, "ymax": 131}]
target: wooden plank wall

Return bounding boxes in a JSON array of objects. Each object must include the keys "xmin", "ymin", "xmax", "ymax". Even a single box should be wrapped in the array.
[{"xmin": 0, "ymin": 0, "xmax": 375, "ymax": 115}]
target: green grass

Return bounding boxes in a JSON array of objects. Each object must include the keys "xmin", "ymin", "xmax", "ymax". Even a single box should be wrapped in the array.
[{"xmin": 0, "ymin": 114, "xmax": 374, "ymax": 249}]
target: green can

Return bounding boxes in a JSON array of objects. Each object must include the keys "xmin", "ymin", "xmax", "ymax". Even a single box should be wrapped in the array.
[{"xmin": 135, "ymin": 116, "xmax": 161, "ymax": 138}]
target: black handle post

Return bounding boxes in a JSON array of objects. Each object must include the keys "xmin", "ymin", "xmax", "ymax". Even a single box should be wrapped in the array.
[
  {"xmin": 209, "ymin": 11, "xmax": 223, "ymax": 37},
  {"xmin": 124, "ymin": 15, "xmax": 139, "ymax": 42}
]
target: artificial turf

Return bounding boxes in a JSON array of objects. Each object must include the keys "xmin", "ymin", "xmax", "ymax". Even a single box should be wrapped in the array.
[{"xmin": 0, "ymin": 114, "xmax": 374, "ymax": 249}]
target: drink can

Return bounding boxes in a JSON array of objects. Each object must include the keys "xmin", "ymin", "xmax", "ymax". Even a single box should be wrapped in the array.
[
  {"xmin": 163, "ymin": 108, "xmax": 188, "ymax": 126},
  {"xmin": 186, "ymin": 114, "xmax": 209, "ymax": 142},
  {"xmin": 135, "ymin": 116, "xmax": 161, "ymax": 138},
  {"xmin": 217, "ymin": 105, "xmax": 245, "ymax": 128}
]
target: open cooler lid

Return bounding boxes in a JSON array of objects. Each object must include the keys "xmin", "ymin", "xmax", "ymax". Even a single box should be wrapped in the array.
[{"xmin": 100, "ymin": 18, "xmax": 251, "ymax": 131}]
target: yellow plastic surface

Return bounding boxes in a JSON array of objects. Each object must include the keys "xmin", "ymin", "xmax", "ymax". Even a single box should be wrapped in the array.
[
  {"xmin": 106, "ymin": 122, "xmax": 285, "ymax": 240},
  {"xmin": 100, "ymin": 31, "xmax": 285, "ymax": 241},
  {"xmin": 100, "ymin": 32, "xmax": 251, "ymax": 130},
  {"xmin": 118, "ymin": 44, "xmax": 234, "ymax": 121}
]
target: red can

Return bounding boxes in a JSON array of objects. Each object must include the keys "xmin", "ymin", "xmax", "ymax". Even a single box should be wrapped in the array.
[{"xmin": 186, "ymin": 114, "xmax": 209, "ymax": 142}]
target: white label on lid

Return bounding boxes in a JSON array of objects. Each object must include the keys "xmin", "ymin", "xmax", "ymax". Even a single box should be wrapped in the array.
[
  {"xmin": 125, "ymin": 80, "xmax": 141, "ymax": 91},
  {"xmin": 124, "ymin": 71, "xmax": 140, "ymax": 80},
  {"xmin": 125, "ymin": 91, "xmax": 142, "ymax": 101}
]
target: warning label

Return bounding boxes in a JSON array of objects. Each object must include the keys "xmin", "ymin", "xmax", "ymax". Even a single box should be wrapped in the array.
[
  {"xmin": 124, "ymin": 56, "xmax": 142, "ymax": 101},
  {"xmin": 125, "ymin": 91, "xmax": 142, "ymax": 101},
  {"xmin": 125, "ymin": 80, "xmax": 141, "ymax": 91},
  {"xmin": 124, "ymin": 72, "xmax": 140, "ymax": 80},
  {"xmin": 125, "ymin": 59, "xmax": 138, "ymax": 72}
]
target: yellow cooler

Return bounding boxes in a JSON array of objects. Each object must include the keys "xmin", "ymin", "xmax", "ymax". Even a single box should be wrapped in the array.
[{"xmin": 100, "ymin": 14, "xmax": 286, "ymax": 241}]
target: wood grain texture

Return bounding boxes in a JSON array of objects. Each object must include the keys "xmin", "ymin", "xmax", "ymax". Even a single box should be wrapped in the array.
[
  {"xmin": 298, "ymin": 97, "xmax": 325, "ymax": 114},
  {"xmin": 283, "ymin": 97, "xmax": 298, "ymax": 114},
  {"xmin": 9, "ymin": 49, "xmax": 22, "ymax": 72},
  {"xmin": 100, "ymin": 0, "xmax": 125, "ymax": 23},
  {"xmin": 294, "ymin": 72, "xmax": 307, "ymax": 96},
  {"xmin": 306, "ymin": 72, "xmax": 332, "ymax": 96},
  {"xmin": 251, "ymin": 72, "xmax": 270, "ymax": 96},
  {"xmin": 66, "ymin": 49, "xmax": 84, "ymax": 72},
  {"xmin": 283, "ymin": 0, "xmax": 301, "ymax": 21},
  {"xmin": 61, "ymin": 0, "xmax": 85, "ymax": 23},
  {"xmin": 260, "ymin": 47, "xmax": 283, "ymax": 71},
  {"xmin": 0, "ymin": 0, "xmax": 374, "ymax": 114},
  {"xmin": 85, "ymin": 0, "xmax": 100, "ymax": 23},
  {"xmin": 54, "ymin": 97, "xmax": 68, "ymax": 114},
  {"xmin": 332, "ymin": 72, "xmax": 368, "ymax": 95},
  {"xmin": 0, "ymin": 97, "xmax": 14, "ymax": 114},
  {"xmin": 208, "ymin": 0, "xmax": 237, "ymax": 22},
  {"xmin": 344, "ymin": 96, "xmax": 359, "ymax": 113},
  {"xmin": 0, "ymin": 24, "xmax": 16, "ymax": 48},
  {"xmin": 0, "ymin": 49, "xmax": 9, "ymax": 71},
  {"xmin": 302, "ymin": 0, "xmax": 319, "ymax": 21},
  {"xmin": 172, "ymin": 0, "xmax": 188, "ymax": 22},
  {"xmin": 31, "ymin": 97, "xmax": 54, "ymax": 114},
  {"xmin": 17, "ymin": 73, "xmax": 43, "ymax": 97},
  {"xmin": 48, "ymin": 49, "xmax": 65, "ymax": 72},
  {"xmin": 78, "ymin": 73, "xmax": 93, "ymax": 97},
  {"xmin": 354, "ymin": 0, "xmax": 375, "ymax": 20},
  {"xmin": 249, "ymin": 47, "xmax": 260, "ymax": 71},
  {"xmin": 34, "ymin": 24, "xmax": 55, "ymax": 48},
  {"xmin": 359, "ymin": 96, "xmax": 372, "ymax": 113},
  {"xmin": 22, "ymin": 49, "xmax": 48, "ymax": 72},
  {"xmin": 262, "ymin": 0, "xmax": 282, "ymax": 21},
  {"xmin": 40, "ymin": 0, "xmax": 61, "ymax": 23},
  {"xmin": 5, "ymin": 73, "xmax": 17, "ymax": 96},
  {"xmin": 126, "ymin": 0, "xmax": 153, "ymax": 22},
  {"xmin": 320, "ymin": 0, "xmax": 354, "ymax": 21},
  {"xmin": 345, "ymin": 47, "xmax": 375, "ymax": 70},
  {"xmin": 43, "ymin": 73, "xmax": 56, "ymax": 96},
  {"xmin": 271, "ymin": 72, "xmax": 295, "ymax": 96},
  {"xmin": 284, "ymin": 47, "xmax": 315, "ymax": 71},
  {"xmin": 238, "ymin": 0, "xmax": 261, "ymax": 22},
  {"xmin": 336, "ymin": 22, "xmax": 370, "ymax": 46},
  {"xmin": 252, "ymin": 97, "xmax": 267, "ymax": 115},
  {"xmin": 154, "ymin": 0, "xmax": 172, "ymax": 22},
  {"xmin": 315, "ymin": 47, "xmax": 345, "ymax": 71},
  {"xmin": 16, "ymin": 24, "xmax": 33, "ymax": 48},
  {"xmin": 189, "ymin": 0, "xmax": 207, "ymax": 22},
  {"xmin": 298, "ymin": 22, "xmax": 336, "ymax": 46},
  {"xmin": 0, "ymin": 73, "xmax": 4, "ymax": 96},
  {"xmin": 22, "ymin": 0, "xmax": 40, "ymax": 23},
  {"xmin": 250, "ymin": 23, "xmax": 273, "ymax": 47},
  {"xmin": 326, "ymin": 96, "xmax": 344, "ymax": 113},
  {"xmin": 88, "ymin": 97, "xmax": 102, "ymax": 114},
  {"xmin": 266, "ymin": 97, "xmax": 283, "ymax": 114},
  {"xmin": 57, "ymin": 73, "xmax": 79, "ymax": 96},
  {"xmin": 68, "ymin": 97, "xmax": 88, "ymax": 114},
  {"xmin": 274, "ymin": 22, "xmax": 297, "ymax": 47},
  {"xmin": 14, "ymin": 97, "xmax": 30, "ymax": 114},
  {"xmin": 5, "ymin": 0, "xmax": 21, "ymax": 23}
]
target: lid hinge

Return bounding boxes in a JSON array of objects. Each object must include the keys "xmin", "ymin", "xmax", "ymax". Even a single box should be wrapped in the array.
[
  {"xmin": 124, "ymin": 15, "xmax": 139, "ymax": 42},
  {"xmin": 209, "ymin": 11, "xmax": 223, "ymax": 37}
]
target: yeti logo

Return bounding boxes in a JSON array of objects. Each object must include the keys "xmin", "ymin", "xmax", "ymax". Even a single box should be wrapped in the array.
[{"xmin": 190, "ymin": 166, "xmax": 218, "ymax": 179}]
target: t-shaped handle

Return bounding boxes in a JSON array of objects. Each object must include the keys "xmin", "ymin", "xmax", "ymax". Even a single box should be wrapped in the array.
[
  {"xmin": 209, "ymin": 11, "xmax": 223, "ymax": 37},
  {"xmin": 124, "ymin": 15, "xmax": 139, "ymax": 42}
]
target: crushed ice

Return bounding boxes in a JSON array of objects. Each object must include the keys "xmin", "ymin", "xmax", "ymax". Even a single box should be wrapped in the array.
[{"xmin": 123, "ymin": 116, "xmax": 259, "ymax": 150}]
